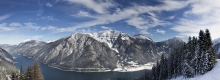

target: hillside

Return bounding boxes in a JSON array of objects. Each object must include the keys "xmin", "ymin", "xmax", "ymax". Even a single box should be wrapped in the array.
[{"xmin": 172, "ymin": 59, "xmax": 220, "ymax": 80}]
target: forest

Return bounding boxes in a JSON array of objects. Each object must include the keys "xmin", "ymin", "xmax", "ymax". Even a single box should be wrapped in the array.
[
  {"xmin": 137, "ymin": 29, "xmax": 217, "ymax": 80},
  {"xmin": 11, "ymin": 61, "xmax": 44, "ymax": 80}
]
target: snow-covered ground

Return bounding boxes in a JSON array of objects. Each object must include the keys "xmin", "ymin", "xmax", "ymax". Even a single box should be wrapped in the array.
[
  {"xmin": 172, "ymin": 59, "xmax": 220, "ymax": 80},
  {"xmin": 113, "ymin": 62, "xmax": 154, "ymax": 72}
]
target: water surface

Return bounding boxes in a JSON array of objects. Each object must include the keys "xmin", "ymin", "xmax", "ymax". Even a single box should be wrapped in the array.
[{"xmin": 13, "ymin": 54, "xmax": 147, "ymax": 80}]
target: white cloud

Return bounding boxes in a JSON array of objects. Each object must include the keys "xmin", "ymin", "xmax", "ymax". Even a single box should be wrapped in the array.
[
  {"xmin": 101, "ymin": 26, "xmax": 111, "ymax": 29},
  {"xmin": 42, "ymin": 25, "xmax": 58, "ymax": 31},
  {"xmin": 9, "ymin": 22, "xmax": 22, "ymax": 27},
  {"xmin": 0, "ymin": 14, "xmax": 11, "ymax": 21},
  {"xmin": 66, "ymin": 0, "xmax": 116, "ymax": 14},
  {"xmin": 156, "ymin": 29, "xmax": 166, "ymax": 34},
  {"xmin": 46, "ymin": 2, "xmax": 53, "ymax": 7},
  {"xmin": 24, "ymin": 22, "xmax": 40, "ymax": 30},
  {"xmin": 168, "ymin": 16, "xmax": 175, "ymax": 19},
  {"xmin": 32, "ymin": 35, "xmax": 44, "ymax": 40},
  {"xmin": 0, "ymin": 22, "xmax": 55, "ymax": 32},
  {"xmin": 75, "ymin": 11, "xmax": 93, "ymax": 18},
  {"xmin": 0, "ymin": 23, "xmax": 15, "ymax": 31},
  {"xmin": 40, "ymin": 16, "xmax": 59, "ymax": 21},
  {"xmin": 58, "ymin": 0, "xmax": 189, "ymax": 34},
  {"xmin": 171, "ymin": 0, "xmax": 220, "ymax": 40}
]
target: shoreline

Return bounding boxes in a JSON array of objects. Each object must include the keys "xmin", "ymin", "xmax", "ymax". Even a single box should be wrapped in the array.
[{"xmin": 15, "ymin": 54, "xmax": 153, "ymax": 72}]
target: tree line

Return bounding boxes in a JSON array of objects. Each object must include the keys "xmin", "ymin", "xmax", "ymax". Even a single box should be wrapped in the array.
[
  {"xmin": 152, "ymin": 29, "xmax": 216, "ymax": 80},
  {"xmin": 136, "ymin": 29, "xmax": 217, "ymax": 80},
  {"xmin": 11, "ymin": 61, "xmax": 44, "ymax": 80}
]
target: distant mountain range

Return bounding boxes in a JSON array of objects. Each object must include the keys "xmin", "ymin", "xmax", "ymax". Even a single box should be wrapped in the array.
[
  {"xmin": 213, "ymin": 38, "xmax": 220, "ymax": 54},
  {"xmin": 0, "ymin": 44, "xmax": 16, "ymax": 52},
  {"xmin": 1, "ymin": 30, "xmax": 186, "ymax": 71}
]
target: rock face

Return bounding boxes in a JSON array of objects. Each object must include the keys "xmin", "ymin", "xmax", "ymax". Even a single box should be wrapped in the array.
[
  {"xmin": 0, "ymin": 48, "xmax": 16, "ymax": 80},
  {"xmin": 34, "ymin": 33, "xmax": 118, "ymax": 71},
  {"xmin": 9, "ymin": 30, "xmax": 185, "ymax": 71},
  {"xmin": 213, "ymin": 38, "xmax": 220, "ymax": 54},
  {"xmin": 10, "ymin": 40, "xmax": 46, "ymax": 57},
  {"xmin": 213, "ymin": 43, "xmax": 220, "ymax": 54},
  {"xmin": 112, "ymin": 34, "xmax": 161, "ymax": 64},
  {"xmin": 156, "ymin": 37, "xmax": 185, "ymax": 54}
]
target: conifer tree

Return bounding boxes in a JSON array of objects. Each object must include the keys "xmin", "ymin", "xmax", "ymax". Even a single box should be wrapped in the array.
[
  {"xmin": 139, "ymin": 29, "xmax": 217, "ymax": 80},
  {"xmin": 31, "ymin": 61, "xmax": 44, "ymax": 80},
  {"xmin": 151, "ymin": 65, "xmax": 156, "ymax": 80},
  {"xmin": 19, "ymin": 65, "xmax": 25, "ymax": 80},
  {"xmin": 25, "ymin": 65, "xmax": 32, "ymax": 80},
  {"xmin": 197, "ymin": 30, "xmax": 206, "ymax": 75},
  {"xmin": 11, "ymin": 72, "xmax": 18, "ymax": 80},
  {"xmin": 155, "ymin": 60, "xmax": 160, "ymax": 80},
  {"xmin": 205, "ymin": 29, "xmax": 216, "ymax": 71}
]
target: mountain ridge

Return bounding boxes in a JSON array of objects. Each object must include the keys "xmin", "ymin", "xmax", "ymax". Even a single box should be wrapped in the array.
[{"xmin": 5, "ymin": 30, "xmax": 185, "ymax": 72}]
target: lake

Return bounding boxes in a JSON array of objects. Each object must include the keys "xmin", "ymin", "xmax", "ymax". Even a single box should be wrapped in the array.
[{"xmin": 12, "ymin": 54, "xmax": 148, "ymax": 80}]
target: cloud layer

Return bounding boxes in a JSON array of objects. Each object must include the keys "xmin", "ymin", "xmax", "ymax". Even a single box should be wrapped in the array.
[{"xmin": 171, "ymin": 0, "xmax": 220, "ymax": 40}]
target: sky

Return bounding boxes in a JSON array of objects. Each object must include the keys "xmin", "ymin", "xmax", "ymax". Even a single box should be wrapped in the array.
[{"xmin": 0, "ymin": 0, "xmax": 220, "ymax": 44}]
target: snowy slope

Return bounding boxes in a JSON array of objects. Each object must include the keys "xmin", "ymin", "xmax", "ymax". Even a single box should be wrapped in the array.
[
  {"xmin": 88, "ymin": 29, "xmax": 123, "ymax": 48},
  {"xmin": 0, "ymin": 48, "xmax": 13, "ymax": 63},
  {"xmin": 0, "ymin": 48, "xmax": 17, "ymax": 80},
  {"xmin": 133, "ymin": 34, "xmax": 153, "ymax": 42},
  {"xmin": 213, "ymin": 38, "xmax": 220, "ymax": 54},
  {"xmin": 213, "ymin": 38, "xmax": 220, "ymax": 46},
  {"xmin": 172, "ymin": 59, "xmax": 220, "ymax": 80}
]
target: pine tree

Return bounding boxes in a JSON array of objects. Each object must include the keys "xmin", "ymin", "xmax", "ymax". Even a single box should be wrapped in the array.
[
  {"xmin": 11, "ymin": 72, "xmax": 18, "ymax": 80},
  {"xmin": 155, "ymin": 60, "xmax": 160, "ymax": 80},
  {"xmin": 167, "ymin": 52, "xmax": 173, "ymax": 79},
  {"xmin": 31, "ymin": 61, "xmax": 44, "ymax": 80},
  {"xmin": 197, "ymin": 30, "xmax": 206, "ymax": 75},
  {"xmin": 25, "ymin": 65, "xmax": 32, "ymax": 80},
  {"xmin": 205, "ymin": 29, "xmax": 216, "ymax": 71},
  {"xmin": 159, "ymin": 54, "xmax": 165, "ymax": 80},
  {"xmin": 19, "ymin": 65, "xmax": 25, "ymax": 80},
  {"xmin": 185, "ymin": 36, "xmax": 195, "ymax": 78},
  {"xmin": 151, "ymin": 65, "xmax": 156, "ymax": 80}
]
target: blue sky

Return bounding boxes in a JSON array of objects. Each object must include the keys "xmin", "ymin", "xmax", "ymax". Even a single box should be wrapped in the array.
[{"xmin": 0, "ymin": 0, "xmax": 220, "ymax": 44}]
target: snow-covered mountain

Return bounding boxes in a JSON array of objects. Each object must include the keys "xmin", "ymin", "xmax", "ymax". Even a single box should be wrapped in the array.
[
  {"xmin": 9, "ymin": 30, "xmax": 184, "ymax": 71},
  {"xmin": 213, "ymin": 43, "xmax": 220, "ymax": 54},
  {"xmin": 10, "ymin": 40, "xmax": 46, "ymax": 56},
  {"xmin": 15, "ymin": 30, "xmax": 163, "ymax": 71},
  {"xmin": 0, "ymin": 48, "xmax": 17, "ymax": 80},
  {"xmin": 88, "ymin": 30, "xmax": 123, "ymax": 49},
  {"xmin": 0, "ymin": 48, "xmax": 13, "ymax": 63},
  {"xmin": 156, "ymin": 37, "xmax": 185, "ymax": 54},
  {"xmin": 0, "ymin": 44, "xmax": 16, "ymax": 52},
  {"xmin": 34, "ymin": 33, "xmax": 118, "ymax": 71},
  {"xmin": 213, "ymin": 38, "xmax": 220, "ymax": 46},
  {"xmin": 213, "ymin": 38, "xmax": 220, "ymax": 54},
  {"xmin": 133, "ymin": 34, "xmax": 153, "ymax": 42}
]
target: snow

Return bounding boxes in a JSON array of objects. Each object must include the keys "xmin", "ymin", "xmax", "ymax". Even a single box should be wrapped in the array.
[
  {"xmin": 87, "ymin": 30, "xmax": 122, "ymax": 52},
  {"xmin": 113, "ymin": 62, "xmax": 154, "ymax": 72},
  {"xmin": 4, "ymin": 57, "xmax": 13, "ymax": 63},
  {"xmin": 133, "ymin": 34, "xmax": 153, "ymax": 42},
  {"xmin": 172, "ymin": 59, "xmax": 220, "ymax": 80},
  {"xmin": 46, "ymin": 40, "xmax": 54, "ymax": 43}
]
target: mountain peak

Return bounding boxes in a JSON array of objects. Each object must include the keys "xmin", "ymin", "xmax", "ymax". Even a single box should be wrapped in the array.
[
  {"xmin": 133, "ymin": 34, "xmax": 153, "ymax": 41},
  {"xmin": 98, "ymin": 29, "xmax": 123, "ymax": 35},
  {"xmin": 169, "ymin": 37, "xmax": 183, "ymax": 42},
  {"xmin": 22, "ymin": 39, "xmax": 40, "ymax": 43}
]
